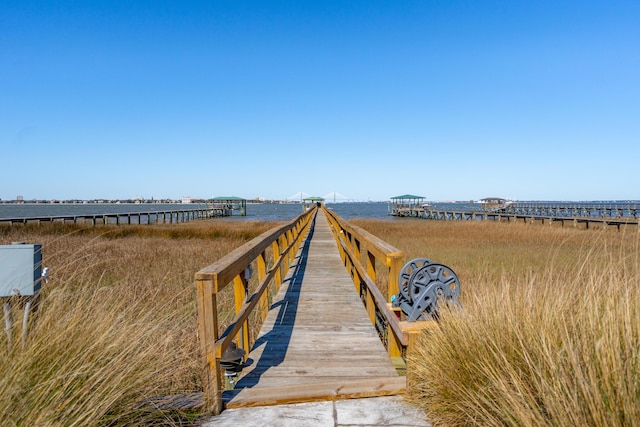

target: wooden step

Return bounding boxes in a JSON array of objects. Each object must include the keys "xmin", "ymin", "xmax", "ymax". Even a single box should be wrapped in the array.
[{"xmin": 225, "ymin": 376, "xmax": 406, "ymax": 409}]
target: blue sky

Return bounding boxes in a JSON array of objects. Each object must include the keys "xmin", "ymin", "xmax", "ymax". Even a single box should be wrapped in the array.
[{"xmin": 1, "ymin": 1, "xmax": 639, "ymax": 202}]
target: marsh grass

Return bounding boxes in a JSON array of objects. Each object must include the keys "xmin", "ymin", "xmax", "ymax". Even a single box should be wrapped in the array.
[
  {"xmin": 0, "ymin": 220, "xmax": 276, "ymax": 426},
  {"xmin": 353, "ymin": 218, "xmax": 640, "ymax": 426},
  {"xmin": 3, "ymin": 217, "xmax": 638, "ymax": 425}
]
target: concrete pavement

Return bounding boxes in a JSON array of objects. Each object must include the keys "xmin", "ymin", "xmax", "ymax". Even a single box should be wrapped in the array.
[{"xmin": 199, "ymin": 396, "xmax": 431, "ymax": 427}]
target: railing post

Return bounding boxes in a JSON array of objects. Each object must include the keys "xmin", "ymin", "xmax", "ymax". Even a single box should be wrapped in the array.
[
  {"xmin": 366, "ymin": 249, "xmax": 376, "ymax": 282},
  {"xmin": 196, "ymin": 278, "xmax": 223, "ymax": 415},
  {"xmin": 233, "ymin": 274, "xmax": 250, "ymax": 354},
  {"xmin": 295, "ymin": 222, "xmax": 305, "ymax": 251},
  {"xmin": 287, "ymin": 229, "xmax": 295, "ymax": 265},
  {"xmin": 282, "ymin": 230, "xmax": 294, "ymax": 267},
  {"xmin": 294, "ymin": 221, "xmax": 300, "ymax": 239},
  {"xmin": 327, "ymin": 213, "xmax": 345, "ymax": 263},
  {"xmin": 365, "ymin": 283, "xmax": 376, "ymax": 324},
  {"xmin": 387, "ymin": 255, "xmax": 401, "ymax": 301},
  {"xmin": 337, "ymin": 230, "xmax": 347, "ymax": 263},
  {"xmin": 344, "ymin": 234, "xmax": 354, "ymax": 279},
  {"xmin": 387, "ymin": 322, "xmax": 403, "ymax": 359},
  {"xmin": 387, "ymin": 254, "xmax": 403, "ymax": 359},
  {"xmin": 281, "ymin": 233, "xmax": 289, "ymax": 266},
  {"xmin": 257, "ymin": 251, "xmax": 268, "ymax": 322},
  {"xmin": 281, "ymin": 233, "xmax": 289, "ymax": 265},
  {"xmin": 272, "ymin": 240, "xmax": 282, "ymax": 293},
  {"xmin": 353, "ymin": 238, "xmax": 361, "ymax": 272}
]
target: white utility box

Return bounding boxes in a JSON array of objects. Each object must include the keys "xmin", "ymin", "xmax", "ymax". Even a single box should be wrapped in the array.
[{"xmin": 0, "ymin": 244, "xmax": 43, "ymax": 297}]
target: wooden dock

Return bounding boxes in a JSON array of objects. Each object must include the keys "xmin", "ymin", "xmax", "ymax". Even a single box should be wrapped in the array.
[
  {"xmin": 223, "ymin": 210, "xmax": 404, "ymax": 409},
  {"xmin": 394, "ymin": 209, "xmax": 640, "ymax": 231},
  {"xmin": 0, "ymin": 207, "xmax": 226, "ymax": 226}
]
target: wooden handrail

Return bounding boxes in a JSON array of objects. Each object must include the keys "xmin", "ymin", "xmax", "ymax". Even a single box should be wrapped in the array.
[
  {"xmin": 196, "ymin": 222, "xmax": 302, "ymax": 292},
  {"xmin": 322, "ymin": 206, "xmax": 406, "ymax": 358},
  {"xmin": 323, "ymin": 207, "xmax": 403, "ymax": 296},
  {"xmin": 323, "ymin": 206, "xmax": 441, "ymax": 377},
  {"xmin": 394, "ymin": 209, "xmax": 640, "ymax": 231},
  {"xmin": 335, "ymin": 235, "xmax": 409, "ymax": 347},
  {"xmin": 195, "ymin": 206, "xmax": 317, "ymax": 415}
]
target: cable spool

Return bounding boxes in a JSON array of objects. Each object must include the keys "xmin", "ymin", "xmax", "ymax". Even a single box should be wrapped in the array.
[{"xmin": 393, "ymin": 259, "xmax": 461, "ymax": 321}]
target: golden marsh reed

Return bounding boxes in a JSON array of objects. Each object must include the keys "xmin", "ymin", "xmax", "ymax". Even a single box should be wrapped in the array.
[
  {"xmin": 0, "ymin": 221, "xmax": 277, "ymax": 426},
  {"xmin": 1, "ymin": 218, "xmax": 638, "ymax": 425},
  {"xmin": 353, "ymin": 218, "xmax": 640, "ymax": 427}
]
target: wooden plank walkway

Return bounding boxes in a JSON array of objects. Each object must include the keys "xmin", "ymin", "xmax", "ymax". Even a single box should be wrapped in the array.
[
  {"xmin": 393, "ymin": 209, "xmax": 640, "ymax": 230},
  {"xmin": 223, "ymin": 210, "xmax": 404, "ymax": 409}
]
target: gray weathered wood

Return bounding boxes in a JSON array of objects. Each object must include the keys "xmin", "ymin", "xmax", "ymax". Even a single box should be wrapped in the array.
[{"xmin": 225, "ymin": 210, "xmax": 402, "ymax": 408}]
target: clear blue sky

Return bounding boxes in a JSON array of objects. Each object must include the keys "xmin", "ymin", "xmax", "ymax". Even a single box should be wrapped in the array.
[{"xmin": 2, "ymin": 1, "xmax": 639, "ymax": 202}]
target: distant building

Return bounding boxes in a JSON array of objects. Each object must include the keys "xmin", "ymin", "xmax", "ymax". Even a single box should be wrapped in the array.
[
  {"xmin": 182, "ymin": 196, "xmax": 193, "ymax": 204},
  {"xmin": 16, "ymin": 195, "xmax": 24, "ymax": 203}
]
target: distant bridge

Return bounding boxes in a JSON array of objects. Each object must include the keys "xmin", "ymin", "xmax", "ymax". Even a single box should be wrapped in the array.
[
  {"xmin": 322, "ymin": 191, "xmax": 351, "ymax": 202},
  {"xmin": 286, "ymin": 191, "xmax": 353, "ymax": 203}
]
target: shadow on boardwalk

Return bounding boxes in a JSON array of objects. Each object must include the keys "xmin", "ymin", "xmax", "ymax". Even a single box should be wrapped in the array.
[{"xmin": 228, "ymin": 215, "xmax": 316, "ymax": 392}]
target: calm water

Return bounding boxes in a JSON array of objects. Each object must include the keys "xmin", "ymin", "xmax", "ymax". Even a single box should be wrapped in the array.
[
  {"xmin": 0, "ymin": 203, "xmax": 210, "ymax": 220},
  {"xmin": 1, "ymin": 201, "xmax": 638, "ymax": 222},
  {"xmin": 0, "ymin": 202, "xmax": 397, "ymax": 222},
  {"xmin": 237, "ymin": 202, "xmax": 396, "ymax": 221}
]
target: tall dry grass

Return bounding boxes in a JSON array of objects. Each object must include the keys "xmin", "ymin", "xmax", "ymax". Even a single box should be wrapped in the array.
[
  {"xmin": 4, "ymin": 216, "xmax": 638, "ymax": 425},
  {"xmin": 0, "ymin": 220, "xmax": 276, "ymax": 426},
  {"xmin": 353, "ymin": 218, "xmax": 640, "ymax": 426}
]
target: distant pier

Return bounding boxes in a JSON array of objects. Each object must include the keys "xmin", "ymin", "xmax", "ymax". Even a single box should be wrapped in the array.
[
  {"xmin": 505, "ymin": 202, "xmax": 639, "ymax": 219},
  {"xmin": 392, "ymin": 207, "xmax": 640, "ymax": 231},
  {"xmin": 0, "ymin": 206, "xmax": 227, "ymax": 226},
  {"xmin": 388, "ymin": 198, "xmax": 640, "ymax": 231},
  {"xmin": 446, "ymin": 210, "xmax": 636, "ymax": 229}
]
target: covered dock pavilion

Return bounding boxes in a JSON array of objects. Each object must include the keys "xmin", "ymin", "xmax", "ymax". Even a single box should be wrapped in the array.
[
  {"xmin": 388, "ymin": 194, "xmax": 427, "ymax": 216},
  {"xmin": 302, "ymin": 196, "xmax": 325, "ymax": 212},
  {"xmin": 211, "ymin": 196, "xmax": 247, "ymax": 216}
]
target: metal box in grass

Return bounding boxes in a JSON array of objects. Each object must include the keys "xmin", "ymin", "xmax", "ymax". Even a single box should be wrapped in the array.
[{"xmin": 0, "ymin": 244, "xmax": 42, "ymax": 297}]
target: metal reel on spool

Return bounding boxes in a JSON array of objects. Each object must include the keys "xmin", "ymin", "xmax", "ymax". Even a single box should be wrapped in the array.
[
  {"xmin": 393, "ymin": 259, "xmax": 461, "ymax": 322},
  {"xmin": 396, "ymin": 258, "xmax": 433, "ymax": 303}
]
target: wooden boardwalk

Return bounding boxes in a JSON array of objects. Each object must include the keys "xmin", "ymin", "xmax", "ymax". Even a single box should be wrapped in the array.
[
  {"xmin": 0, "ymin": 207, "xmax": 223, "ymax": 225},
  {"xmin": 393, "ymin": 208, "xmax": 640, "ymax": 230},
  {"xmin": 223, "ymin": 210, "xmax": 404, "ymax": 409}
]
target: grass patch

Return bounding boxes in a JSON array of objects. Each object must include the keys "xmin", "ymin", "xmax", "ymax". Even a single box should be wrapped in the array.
[
  {"xmin": 3, "ymin": 217, "xmax": 638, "ymax": 425},
  {"xmin": 0, "ymin": 220, "xmax": 277, "ymax": 426},
  {"xmin": 353, "ymin": 218, "xmax": 640, "ymax": 426}
]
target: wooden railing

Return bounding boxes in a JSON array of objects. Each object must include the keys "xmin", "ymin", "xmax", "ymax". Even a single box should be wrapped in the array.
[
  {"xmin": 323, "ymin": 206, "xmax": 426, "ymax": 364},
  {"xmin": 195, "ymin": 206, "xmax": 317, "ymax": 415},
  {"xmin": 404, "ymin": 209, "xmax": 640, "ymax": 231}
]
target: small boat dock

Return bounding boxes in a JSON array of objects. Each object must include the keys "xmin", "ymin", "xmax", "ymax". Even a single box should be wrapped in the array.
[{"xmin": 388, "ymin": 194, "xmax": 430, "ymax": 217}]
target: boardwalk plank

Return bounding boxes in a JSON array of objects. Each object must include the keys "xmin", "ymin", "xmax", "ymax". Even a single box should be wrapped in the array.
[
  {"xmin": 226, "ymin": 376, "xmax": 406, "ymax": 409},
  {"xmin": 225, "ymin": 210, "xmax": 402, "ymax": 408}
]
